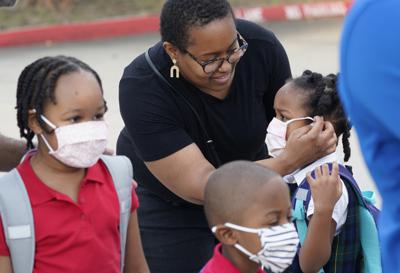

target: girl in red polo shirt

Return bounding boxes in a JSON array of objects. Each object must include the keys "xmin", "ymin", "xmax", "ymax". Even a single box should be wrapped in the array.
[{"xmin": 0, "ymin": 56, "xmax": 149, "ymax": 273}]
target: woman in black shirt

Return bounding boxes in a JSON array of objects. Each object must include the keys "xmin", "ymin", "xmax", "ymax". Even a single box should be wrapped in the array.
[{"xmin": 117, "ymin": 0, "xmax": 336, "ymax": 272}]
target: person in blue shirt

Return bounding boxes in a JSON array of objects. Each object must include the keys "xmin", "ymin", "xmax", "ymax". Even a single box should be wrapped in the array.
[{"xmin": 340, "ymin": 0, "xmax": 400, "ymax": 271}]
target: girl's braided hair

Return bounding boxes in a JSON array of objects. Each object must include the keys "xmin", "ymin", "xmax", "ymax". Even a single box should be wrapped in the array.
[
  {"xmin": 292, "ymin": 70, "xmax": 352, "ymax": 161},
  {"xmin": 16, "ymin": 55, "xmax": 105, "ymax": 150}
]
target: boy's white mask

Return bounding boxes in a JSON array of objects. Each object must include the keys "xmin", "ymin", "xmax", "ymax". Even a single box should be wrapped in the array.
[
  {"xmin": 266, "ymin": 117, "xmax": 314, "ymax": 158},
  {"xmin": 39, "ymin": 115, "xmax": 108, "ymax": 168},
  {"xmin": 212, "ymin": 222, "xmax": 299, "ymax": 273}
]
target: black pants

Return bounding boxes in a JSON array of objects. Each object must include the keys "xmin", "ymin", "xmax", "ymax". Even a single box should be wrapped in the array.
[{"xmin": 136, "ymin": 187, "xmax": 215, "ymax": 273}]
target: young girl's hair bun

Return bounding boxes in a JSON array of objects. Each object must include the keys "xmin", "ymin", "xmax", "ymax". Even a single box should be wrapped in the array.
[
  {"xmin": 302, "ymin": 70, "xmax": 323, "ymax": 85},
  {"xmin": 302, "ymin": 70, "xmax": 313, "ymax": 76},
  {"xmin": 324, "ymin": 73, "xmax": 338, "ymax": 91}
]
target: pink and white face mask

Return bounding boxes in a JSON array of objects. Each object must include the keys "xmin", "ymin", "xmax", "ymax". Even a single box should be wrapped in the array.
[
  {"xmin": 265, "ymin": 117, "xmax": 314, "ymax": 158},
  {"xmin": 40, "ymin": 115, "xmax": 108, "ymax": 168}
]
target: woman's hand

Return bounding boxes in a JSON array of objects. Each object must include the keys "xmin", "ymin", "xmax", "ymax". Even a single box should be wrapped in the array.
[{"xmin": 279, "ymin": 116, "xmax": 337, "ymax": 173}]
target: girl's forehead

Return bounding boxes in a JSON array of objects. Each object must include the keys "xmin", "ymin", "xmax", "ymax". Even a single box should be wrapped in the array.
[
  {"xmin": 275, "ymin": 83, "xmax": 298, "ymax": 105},
  {"xmin": 49, "ymin": 71, "xmax": 103, "ymax": 108},
  {"xmin": 277, "ymin": 82, "xmax": 297, "ymax": 96},
  {"xmin": 54, "ymin": 71, "xmax": 99, "ymax": 94},
  {"xmin": 275, "ymin": 83, "xmax": 308, "ymax": 112}
]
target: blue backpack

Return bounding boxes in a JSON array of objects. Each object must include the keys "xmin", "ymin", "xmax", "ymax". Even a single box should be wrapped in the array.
[{"xmin": 291, "ymin": 163, "xmax": 381, "ymax": 273}]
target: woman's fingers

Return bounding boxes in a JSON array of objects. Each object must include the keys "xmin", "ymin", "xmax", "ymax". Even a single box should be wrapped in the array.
[
  {"xmin": 321, "ymin": 121, "xmax": 337, "ymax": 153},
  {"xmin": 290, "ymin": 124, "xmax": 313, "ymax": 139},
  {"xmin": 304, "ymin": 116, "xmax": 324, "ymax": 140}
]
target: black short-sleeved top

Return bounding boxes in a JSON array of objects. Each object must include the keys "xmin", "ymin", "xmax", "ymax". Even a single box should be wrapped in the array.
[{"xmin": 117, "ymin": 19, "xmax": 291, "ymax": 204}]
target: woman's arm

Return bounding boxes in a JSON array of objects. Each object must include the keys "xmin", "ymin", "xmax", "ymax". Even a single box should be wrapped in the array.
[
  {"xmin": 124, "ymin": 211, "xmax": 150, "ymax": 273},
  {"xmin": 145, "ymin": 143, "xmax": 215, "ymax": 205},
  {"xmin": 0, "ymin": 133, "xmax": 26, "ymax": 172},
  {"xmin": 145, "ymin": 117, "xmax": 337, "ymax": 205},
  {"xmin": 299, "ymin": 163, "xmax": 342, "ymax": 273}
]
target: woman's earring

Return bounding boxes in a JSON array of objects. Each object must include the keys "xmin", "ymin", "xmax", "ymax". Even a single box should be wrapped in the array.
[{"xmin": 170, "ymin": 58, "xmax": 180, "ymax": 79}]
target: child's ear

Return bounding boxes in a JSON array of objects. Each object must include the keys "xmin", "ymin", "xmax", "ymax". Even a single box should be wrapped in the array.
[
  {"xmin": 28, "ymin": 111, "xmax": 43, "ymax": 135},
  {"xmin": 214, "ymin": 225, "xmax": 239, "ymax": 246}
]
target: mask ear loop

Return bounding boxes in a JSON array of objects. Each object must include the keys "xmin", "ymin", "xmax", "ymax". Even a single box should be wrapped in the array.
[
  {"xmin": 234, "ymin": 243, "xmax": 259, "ymax": 262},
  {"xmin": 285, "ymin": 117, "xmax": 314, "ymax": 126},
  {"xmin": 214, "ymin": 223, "xmax": 263, "ymax": 266},
  {"xmin": 39, "ymin": 134, "xmax": 56, "ymax": 153},
  {"xmin": 223, "ymin": 222, "xmax": 261, "ymax": 234},
  {"xmin": 40, "ymin": 115, "xmax": 57, "ymax": 131},
  {"xmin": 37, "ymin": 114, "xmax": 58, "ymax": 153}
]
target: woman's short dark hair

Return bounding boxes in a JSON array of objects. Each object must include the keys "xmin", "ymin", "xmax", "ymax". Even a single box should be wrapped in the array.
[{"xmin": 160, "ymin": 0, "xmax": 234, "ymax": 51}]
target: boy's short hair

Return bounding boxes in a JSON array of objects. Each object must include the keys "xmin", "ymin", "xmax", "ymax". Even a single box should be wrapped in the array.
[{"xmin": 204, "ymin": 161, "xmax": 280, "ymax": 227}]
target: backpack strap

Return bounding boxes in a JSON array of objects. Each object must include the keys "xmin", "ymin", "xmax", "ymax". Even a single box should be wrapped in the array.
[
  {"xmin": 100, "ymin": 155, "xmax": 134, "ymax": 273},
  {"xmin": 293, "ymin": 187, "xmax": 310, "ymax": 246},
  {"xmin": 292, "ymin": 177, "xmax": 325, "ymax": 273},
  {"xmin": 337, "ymin": 165, "xmax": 378, "ymax": 212},
  {"xmin": 0, "ymin": 169, "xmax": 35, "ymax": 273},
  {"xmin": 337, "ymin": 165, "xmax": 382, "ymax": 273}
]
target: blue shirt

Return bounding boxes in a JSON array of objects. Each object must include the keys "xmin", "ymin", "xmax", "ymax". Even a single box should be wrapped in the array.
[{"xmin": 340, "ymin": 0, "xmax": 400, "ymax": 271}]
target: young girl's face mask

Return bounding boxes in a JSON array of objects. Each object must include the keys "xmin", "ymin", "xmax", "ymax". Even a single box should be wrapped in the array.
[
  {"xmin": 266, "ymin": 117, "xmax": 314, "ymax": 158},
  {"xmin": 39, "ymin": 115, "xmax": 108, "ymax": 168},
  {"xmin": 212, "ymin": 222, "xmax": 299, "ymax": 273}
]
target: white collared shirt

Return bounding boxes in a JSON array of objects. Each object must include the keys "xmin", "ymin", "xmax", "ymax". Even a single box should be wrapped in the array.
[{"xmin": 284, "ymin": 151, "xmax": 349, "ymax": 234}]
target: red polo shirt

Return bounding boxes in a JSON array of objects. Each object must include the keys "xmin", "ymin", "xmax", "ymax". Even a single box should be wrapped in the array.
[
  {"xmin": 0, "ymin": 155, "xmax": 139, "ymax": 273},
  {"xmin": 201, "ymin": 243, "xmax": 265, "ymax": 273}
]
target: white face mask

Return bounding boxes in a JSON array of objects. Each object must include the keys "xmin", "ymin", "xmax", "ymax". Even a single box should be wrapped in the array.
[
  {"xmin": 40, "ymin": 115, "xmax": 108, "ymax": 168},
  {"xmin": 265, "ymin": 117, "xmax": 314, "ymax": 158},
  {"xmin": 213, "ymin": 222, "xmax": 299, "ymax": 273}
]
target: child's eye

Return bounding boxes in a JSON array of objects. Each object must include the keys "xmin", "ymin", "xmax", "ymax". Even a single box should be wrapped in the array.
[
  {"xmin": 94, "ymin": 113, "xmax": 104, "ymax": 120},
  {"xmin": 281, "ymin": 115, "xmax": 289, "ymax": 122},
  {"xmin": 268, "ymin": 220, "xmax": 280, "ymax": 226},
  {"xmin": 275, "ymin": 113, "xmax": 287, "ymax": 122},
  {"xmin": 68, "ymin": 116, "xmax": 81, "ymax": 123}
]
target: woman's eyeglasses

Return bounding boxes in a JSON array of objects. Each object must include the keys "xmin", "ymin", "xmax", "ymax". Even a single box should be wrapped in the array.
[{"xmin": 184, "ymin": 32, "xmax": 248, "ymax": 74}]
